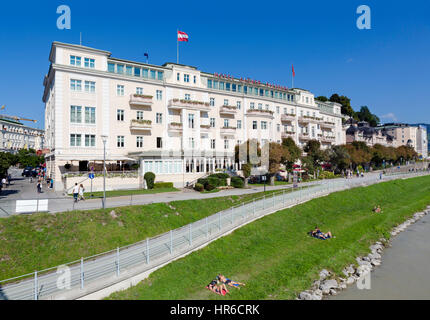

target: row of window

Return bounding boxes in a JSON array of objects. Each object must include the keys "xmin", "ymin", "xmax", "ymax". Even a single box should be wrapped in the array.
[
  {"xmin": 70, "ymin": 79, "xmax": 96, "ymax": 93},
  {"xmin": 70, "ymin": 55, "xmax": 95, "ymax": 69},
  {"xmin": 70, "ymin": 134, "xmax": 96, "ymax": 147},
  {"xmin": 108, "ymin": 62, "xmax": 164, "ymax": 81},
  {"xmin": 177, "ymin": 73, "xmax": 197, "ymax": 84},
  {"xmin": 207, "ymin": 79, "xmax": 294, "ymax": 102},
  {"xmin": 70, "ymin": 106, "xmax": 96, "ymax": 124},
  {"xmin": 116, "ymin": 84, "xmax": 163, "ymax": 100}
]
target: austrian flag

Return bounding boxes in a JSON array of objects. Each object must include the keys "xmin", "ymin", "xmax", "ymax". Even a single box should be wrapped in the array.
[{"xmin": 177, "ymin": 31, "xmax": 189, "ymax": 42}]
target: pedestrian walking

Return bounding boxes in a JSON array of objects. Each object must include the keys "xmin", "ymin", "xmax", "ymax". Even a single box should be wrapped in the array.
[
  {"xmin": 72, "ymin": 183, "xmax": 80, "ymax": 202},
  {"xmin": 7, "ymin": 174, "xmax": 11, "ymax": 186},
  {"xmin": 37, "ymin": 181, "xmax": 42, "ymax": 193},
  {"xmin": 1, "ymin": 177, "xmax": 6, "ymax": 189},
  {"xmin": 78, "ymin": 184, "xmax": 85, "ymax": 201}
]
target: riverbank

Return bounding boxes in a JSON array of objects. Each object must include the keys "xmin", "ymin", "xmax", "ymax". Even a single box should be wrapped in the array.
[
  {"xmin": 330, "ymin": 210, "xmax": 430, "ymax": 300},
  {"xmin": 106, "ymin": 175, "xmax": 430, "ymax": 300}
]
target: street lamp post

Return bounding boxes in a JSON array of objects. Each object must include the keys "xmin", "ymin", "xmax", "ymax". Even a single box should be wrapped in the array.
[{"xmin": 101, "ymin": 135, "xmax": 108, "ymax": 209}]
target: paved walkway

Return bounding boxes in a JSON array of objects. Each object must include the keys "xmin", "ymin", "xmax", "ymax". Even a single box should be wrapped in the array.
[{"xmin": 0, "ymin": 163, "xmax": 426, "ymax": 217}]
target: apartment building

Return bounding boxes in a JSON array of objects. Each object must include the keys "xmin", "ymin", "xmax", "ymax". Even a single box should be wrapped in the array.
[
  {"xmin": 0, "ymin": 117, "xmax": 45, "ymax": 153},
  {"xmin": 377, "ymin": 123, "xmax": 428, "ymax": 158},
  {"xmin": 42, "ymin": 42, "xmax": 345, "ymax": 190},
  {"xmin": 345, "ymin": 120, "xmax": 396, "ymax": 147}
]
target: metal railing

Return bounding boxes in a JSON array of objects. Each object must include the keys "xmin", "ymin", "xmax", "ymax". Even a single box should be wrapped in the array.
[{"xmin": 0, "ymin": 170, "xmax": 429, "ymax": 300}]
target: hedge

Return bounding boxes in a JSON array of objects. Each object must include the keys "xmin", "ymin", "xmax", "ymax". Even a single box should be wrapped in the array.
[
  {"xmin": 231, "ymin": 176, "xmax": 244, "ymax": 188},
  {"xmin": 154, "ymin": 182, "xmax": 174, "ymax": 188}
]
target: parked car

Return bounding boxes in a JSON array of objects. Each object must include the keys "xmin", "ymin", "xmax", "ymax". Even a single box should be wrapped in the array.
[{"xmin": 22, "ymin": 167, "xmax": 33, "ymax": 177}]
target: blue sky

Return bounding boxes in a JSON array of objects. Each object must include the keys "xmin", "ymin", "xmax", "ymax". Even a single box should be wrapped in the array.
[{"xmin": 0, "ymin": 0, "xmax": 429, "ymax": 129}]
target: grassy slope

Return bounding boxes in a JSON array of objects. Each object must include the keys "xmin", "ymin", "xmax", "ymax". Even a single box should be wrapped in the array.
[
  {"xmin": 0, "ymin": 189, "xmax": 290, "ymax": 280},
  {"xmin": 69, "ymin": 187, "xmax": 179, "ymax": 198},
  {"xmin": 107, "ymin": 176, "xmax": 430, "ymax": 300}
]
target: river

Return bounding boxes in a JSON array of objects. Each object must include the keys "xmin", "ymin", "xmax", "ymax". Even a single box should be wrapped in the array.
[{"xmin": 330, "ymin": 212, "xmax": 430, "ymax": 300}]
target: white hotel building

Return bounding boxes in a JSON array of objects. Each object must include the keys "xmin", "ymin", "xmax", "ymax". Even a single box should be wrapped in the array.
[{"xmin": 43, "ymin": 42, "xmax": 345, "ymax": 190}]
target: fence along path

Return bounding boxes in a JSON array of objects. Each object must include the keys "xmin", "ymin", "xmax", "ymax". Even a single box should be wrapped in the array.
[{"xmin": 0, "ymin": 170, "xmax": 429, "ymax": 300}]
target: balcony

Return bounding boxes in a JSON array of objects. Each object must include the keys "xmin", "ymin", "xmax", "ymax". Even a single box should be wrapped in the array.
[
  {"xmin": 321, "ymin": 121, "xmax": 336, "ymax": 129},
  {"xmin": 320, "ymin": 135, "xmax": 335, "ymax": 143},
  {"xmin": 168, "ymin": 99, "xmax": 211, "ymax": 112},
  {"xmin": 220, "ymin": 126, "xmax": 236, "ymax": 136},
  {"xmin": 298, "ymin": 116, "xmax": 322, "ymax": 124},
  {"xmin": 281, "ymin": 113, "xmax": 296, "ymax": 122},
  {"xmin": 298, "ymin": 132, "xmax": 311, "ymax": 140},
  {"xmin": 168, "ymin": 122, "xmax": 183, "ymax": 133},
  {"xmin": 129, "ymin": 119, "xmax": 152, "ymax": 131},
  {"xmin": 200, "ymin": 124, "xmax": 211, "ymax": 133},
  {"xmin": 281, "ymin": 131, "xmax": 295, "ymax": 139},
  {"xmin": 219, "ymin": 105, "xmax": 237, "ymax": 115},
  {"xmin": 129, "ymin": 94, "xmax": 153, "ymax": 108},
  {"xmin": 246, "ymin": 109, "xmax": 274, "ymax": 119}
]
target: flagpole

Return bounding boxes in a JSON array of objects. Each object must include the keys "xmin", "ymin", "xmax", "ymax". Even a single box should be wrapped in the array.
[{"xmin": 177, "ymin": 29, "xmax": 179, "ymax": 64}]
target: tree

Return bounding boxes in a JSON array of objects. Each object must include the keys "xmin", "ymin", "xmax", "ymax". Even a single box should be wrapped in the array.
[
  {"xmin": 356, "ymin": 106, "xmax": 380, "ymax": 127},
  {"xmin": 330, "ymin": 94, "xmax": 357, "ymax": 119},
  {"xmin": 241, "ymin": 163, "xmax": 251, "ymax": 188},
  {"xmin": 263, "ymin": 142, "xmax": 289, "ymax": 185},
  {"xmin": 281, "ymin": 137, "xmax": 302, "ymax": 170},
  {"xmin": 315, "ymin": 96, "xmax": 328, "ymax": 102},
  {"xmin": 328, "ymin": 145, "xmax": 351, "ymax": 173}
]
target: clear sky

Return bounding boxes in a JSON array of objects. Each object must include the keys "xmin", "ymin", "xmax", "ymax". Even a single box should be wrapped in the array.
[{"xmin": 0, "ymin": 0, "xmax": 429, "ymax": 129}]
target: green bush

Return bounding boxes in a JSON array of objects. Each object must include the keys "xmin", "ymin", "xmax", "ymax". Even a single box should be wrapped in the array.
[
  {"xmin": 210, "ymin": 173, "xmax": 229, "ymax": 179},
  {"xmin": 144, "ymin": 172, "xmax": 156, "ymax": 189},
  {"xmin": 194, "ymin": 183, "xmax": 204, "ymax": 192},
  {"xmin": 319, "ymin": 171, "xmax": 335, "ymax": 179},
  {"xmin": 208, "ymin": 176, "xmax": 223, "ymax": 187},
  {"xmin": 231, "ymin": 176, "xmax": 244, "ymax": 188},
  {"xmin": 154, "ymin": 182, "xmax": 173, "ymax": 188},
  {"xmin": 205, "ymin": 183, "xmax": 216, "ymax": 191},
  {"xmin": 197, "ymin": 178, "xmax": 208, "ymax": 186}
]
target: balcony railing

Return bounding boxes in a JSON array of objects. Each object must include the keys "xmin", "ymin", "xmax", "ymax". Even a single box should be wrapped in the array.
[
  {"xmin": 298, "ymin": 132, "xmax": 311, "ymax": 140},
  {"xmin": 129, "ymin": 94, "xmax": 153, "ymax": 107},
  {"xmin": 321, "ymin": 135, "xmax": 335, "ymax": 143},
  {"xmin": 219, "ymin": 105, "xmax": 237, "ymax": 115},
  {"xmin": 298, "ymin": 116, "xmax": 322, "ymax": 124},
  {"xmin": 168, "ymin": 99, "xmax": 211, "ymax": 112},
  {"xmin": 130, "ymin": 119, "xmax": 152, "ymax": 130},
  {"xmin": 321, "ymin": 121, "xmax": 336, "ymax": 129},
  {"xmin": 168, "ymin": 122, "xmax": 183, "ymax": 132},
  {"xmin": 220, "ymin": 126, "xmax": 237, "ymax": 135},
  {"xmin": 246, "ymin": 109, "xmax": 274, "ymax": 118},
  {"xmin": 281, "ymin": 131, "xmax": 295, "ymax": 139},
  {"xmin": 281, "ymin": 113, "xmax": 296, "ymax": 122},
  {"xmin": 200, "ymin": 124, "xmax": 211, "ymax": 132}
]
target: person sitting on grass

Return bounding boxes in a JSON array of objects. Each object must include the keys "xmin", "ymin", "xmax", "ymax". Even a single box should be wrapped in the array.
[
  {"xmin": 217, "ymin": 274, "xmax": 245, "ymax": 289},
  {"xmin": 309, "ymin": 226, "xmax": 333, "ymax": 240}
]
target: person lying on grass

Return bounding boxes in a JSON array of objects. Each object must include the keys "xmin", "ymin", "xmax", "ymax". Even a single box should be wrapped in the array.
[
  {"xmin": 309, "ymin": 226, "xmax": 334, "ymax": 240},
  {"xmin": 207, "ymin": 279, "xmax": 229, "ymax": 295},
  {"xmin": 372, "ymin": 205, "xmax": 382, "ymax": 213},
  {"xmin": 217, "ymin": 274, "xmax": 245, "ymax": 289}
]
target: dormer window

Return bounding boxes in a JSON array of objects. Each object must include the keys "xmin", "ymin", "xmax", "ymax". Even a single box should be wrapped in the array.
[
  {"xmin": 70, "ymin": 55, "xmax": 81, "ymax": 67},
  {"xmin": 184, "ymin": 74, "xmax": 190, "ymax": 83}
]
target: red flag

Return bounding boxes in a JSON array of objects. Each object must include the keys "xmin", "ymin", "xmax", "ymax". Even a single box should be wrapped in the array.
[
  {"xmin": 177, "ymin": 30, "xmax": 189, "ymax": 42},
  {"xmin": 292, "ymin": 64, "xmax": 295, "ymax": 77}
]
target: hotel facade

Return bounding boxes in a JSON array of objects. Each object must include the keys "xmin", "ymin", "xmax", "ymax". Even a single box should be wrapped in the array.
[
  {"xmin": 43, "ymin": 42, "xmax": 345, "ymax": 190},
  {"xmin": 0, "ymin": 117, "xmax": 45, "ymax": 153}
]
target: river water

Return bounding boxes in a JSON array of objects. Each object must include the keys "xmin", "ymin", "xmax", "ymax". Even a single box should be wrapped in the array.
[{"xmin": 330, "ymin": 212, "xmax": 430, "ymax": 300}]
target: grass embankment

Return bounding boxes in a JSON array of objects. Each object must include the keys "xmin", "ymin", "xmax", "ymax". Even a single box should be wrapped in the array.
[
  {"xmin": 68, "ymin": 187, "xmax": 179, "ymax": 198},
  {"xmin": 0, "ymin": 189, "xmax": 291, "ymax": 280},
  {"xmin": 107, "ymin": 175, "xmax": 430, "ymax": 300}
]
